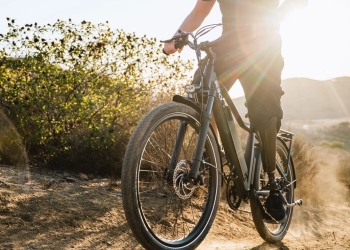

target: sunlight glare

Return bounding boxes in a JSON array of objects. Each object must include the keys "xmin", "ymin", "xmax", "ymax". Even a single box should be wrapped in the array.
[{"xmin": 280, "ymin": 1, "xmax": 350, "ymax": 79}]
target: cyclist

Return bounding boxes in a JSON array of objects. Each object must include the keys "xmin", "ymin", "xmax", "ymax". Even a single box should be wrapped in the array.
[{"xmin": 163, "ymin": 0, "xmax": 307, "ymax": 223}]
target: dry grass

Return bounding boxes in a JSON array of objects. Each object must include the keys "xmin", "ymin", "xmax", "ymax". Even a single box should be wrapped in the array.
[
  {"xmin": 292, "ymin": 135, "xmax": 318, "ymax": 186},
  {"xmin": 337, "ymin": 152, "xmax": 350, "ymax": 190},
  {"xmin": 291, "ymin": 135, "xmax": 321, "ymax": 204}
]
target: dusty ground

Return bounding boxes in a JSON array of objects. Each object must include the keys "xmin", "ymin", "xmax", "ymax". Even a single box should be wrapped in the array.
[{"xmin": 0, "ymin": 147, "xmax": 349, "ymax": 250}]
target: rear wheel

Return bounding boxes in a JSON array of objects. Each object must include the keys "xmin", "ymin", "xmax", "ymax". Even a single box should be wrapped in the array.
[
  {"xmin": 122, "ymin": 102, "xmax": 221, "ymax": 250},
  {"xmin": 250, "ymin": 139, "xmax": 295, "ymax": 243}
]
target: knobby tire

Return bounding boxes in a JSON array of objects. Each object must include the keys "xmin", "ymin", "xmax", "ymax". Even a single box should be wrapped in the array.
[{"xmin": 122, "ymin": 102, "xmax": 221, "ymax": 250}]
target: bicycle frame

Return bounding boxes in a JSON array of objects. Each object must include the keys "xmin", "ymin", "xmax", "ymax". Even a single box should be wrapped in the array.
[
  {"xmin": 122, "ymin": 27, "xmax": 302, "ymax": 250},
  {"xmin": 169, "ymin": 46, "xmax": 256, "ymax": 200},
  {"xmin": 169, "ymin": 32, "xmax": 297, "ymax": 202}
]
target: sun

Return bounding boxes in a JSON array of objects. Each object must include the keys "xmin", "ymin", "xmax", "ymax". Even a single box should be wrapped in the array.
[{"xmin": 280, "ymin": 0, "xmax": 350, "ymax": 79}]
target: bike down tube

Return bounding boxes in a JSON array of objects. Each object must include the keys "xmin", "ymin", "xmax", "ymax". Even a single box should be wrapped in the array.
[
  {"xmin": 221, "ymin": 87, "xmax": 255, "ymax": 190},
  {"xmin": 212, "ymin": 92, "xmax": 250, "ymax": 197}
]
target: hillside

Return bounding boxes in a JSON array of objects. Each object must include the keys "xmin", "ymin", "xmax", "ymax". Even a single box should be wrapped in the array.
[{"xmin": 232, "ymin": 76, "xmax": 350, "ymax": 125}]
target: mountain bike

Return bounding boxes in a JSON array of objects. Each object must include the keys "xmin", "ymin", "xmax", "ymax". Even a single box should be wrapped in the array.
[{"xmin": 121, "ymin": 24, "xmax": 302, "ymax": 250}]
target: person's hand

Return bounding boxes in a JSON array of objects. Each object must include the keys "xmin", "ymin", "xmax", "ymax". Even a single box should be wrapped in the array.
[{"xmin": 163, "ymin": 40, "xmax": 183, "ymax": 55}]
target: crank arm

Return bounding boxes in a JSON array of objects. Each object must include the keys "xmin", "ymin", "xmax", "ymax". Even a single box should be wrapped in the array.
[{"xmin": 284, "ymin": 198, "xmax": 303, "ymax": 208}]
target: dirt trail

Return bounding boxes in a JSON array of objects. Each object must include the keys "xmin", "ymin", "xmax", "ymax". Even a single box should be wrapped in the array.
[
  {"xmin": 0, "ymin": 147, "xmax": 349, "ymax": 249},
  {"xmin": 200, "ymin": 146, "xmax": 350, "ymax": 250}
]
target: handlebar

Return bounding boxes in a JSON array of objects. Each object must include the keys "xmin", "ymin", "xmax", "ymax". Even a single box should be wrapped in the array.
[{"xmin": 160, "ymin": 26, "xmax": 236, "ymax": 55}]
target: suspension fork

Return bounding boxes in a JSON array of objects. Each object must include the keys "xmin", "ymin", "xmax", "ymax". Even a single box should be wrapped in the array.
[
  {"xmin": 166, "ymin": 121, "xmax": 188, "ymax": 181},
  {"xmin": 188, "ymin": 88, "xmax": 216, "ymax": 181},
  {"xmin": 188, "ymin": 50, "xmax": 216, "ymax": 181}
]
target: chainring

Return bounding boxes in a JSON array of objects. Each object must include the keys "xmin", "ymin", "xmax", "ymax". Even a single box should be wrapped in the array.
[{"xmin": 226, "ymin": 176, "xmax": 242, "ymax": 210}]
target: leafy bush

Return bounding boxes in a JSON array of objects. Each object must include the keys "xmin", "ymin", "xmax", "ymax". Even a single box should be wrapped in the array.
[
  {"xmin": 318, "ymin": 140, "xmax": 345, "ymax": 149},
  {"xmin": 320, "ymin": 121, "xmax": 350, "ymax": 150},
  {"xmin": 0, "ymin": 110, "xmax": 28, "ymax": 168},
  {"xmin": 0, "ymin": 18, "xmax": 193, "ymax": 174}
]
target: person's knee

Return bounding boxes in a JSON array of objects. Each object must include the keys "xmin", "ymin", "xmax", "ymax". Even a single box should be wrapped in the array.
[{"xmin": 250, "ymin": 116, "xmax": 282, "ymax": 132}]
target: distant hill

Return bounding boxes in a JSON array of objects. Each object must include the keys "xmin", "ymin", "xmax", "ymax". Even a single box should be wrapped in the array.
[{"xmin": 232, "ymin": 77, "xmax": 350, "ymax": 123}]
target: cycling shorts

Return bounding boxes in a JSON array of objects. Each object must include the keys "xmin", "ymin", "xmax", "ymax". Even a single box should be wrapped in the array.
[{"xmin": 192, "ymin": 29, "xmax": 284, "ymax": 131}]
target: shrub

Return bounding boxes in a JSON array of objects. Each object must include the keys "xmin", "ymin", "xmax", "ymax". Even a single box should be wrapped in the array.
[
  {"xmin": 0, "ymin": 109, "xmax": 28, "ymax": 168},
  {"xmin": 319, "ymin": 140, "xmax": 345, "ymax": 149},
  {"xmin": 0, "ymin": 18, "xmax": 193, "ymax": 174},
  {"xmin": 321, "ymin": 121, "xmax": 350, "ymax": 150}
]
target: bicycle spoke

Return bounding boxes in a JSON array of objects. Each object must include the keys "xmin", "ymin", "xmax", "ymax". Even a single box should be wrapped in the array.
[
  {"xmin": 122, "ymin": 103, "xmax": 220, "ymax": 248},
  {"xmin": 149, "ymin": 136, "xmax": 172, "ymax": 160}
]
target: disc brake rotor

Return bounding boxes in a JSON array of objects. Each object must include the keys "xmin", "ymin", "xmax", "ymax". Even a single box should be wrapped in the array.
[{"xmin": 173, "ymin": 160, "xmax": 197, "ymax": 200}]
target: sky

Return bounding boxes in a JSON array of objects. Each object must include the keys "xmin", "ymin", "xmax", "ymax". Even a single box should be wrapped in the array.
[{"xmin": 0, "ymin": 0, "xmax": 349, "ymax": 98}]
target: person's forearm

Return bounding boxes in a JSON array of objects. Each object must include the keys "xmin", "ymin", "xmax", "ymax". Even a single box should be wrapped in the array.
[
  {"xmin": 164, "ymin": 0, "xmax": 215, "ymax": 54},
  {"xmin": 176, "ymin": 12, "xmax": 206, "ymax": 34},
  {"xmin": 174, "ymin": 0, "xmax": 216, "ymax": 35}
]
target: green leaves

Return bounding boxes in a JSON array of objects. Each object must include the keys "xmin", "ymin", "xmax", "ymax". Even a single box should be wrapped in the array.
[{"xmin": 0, "ymin": 18, "xmax": 193, "ymax": 173}]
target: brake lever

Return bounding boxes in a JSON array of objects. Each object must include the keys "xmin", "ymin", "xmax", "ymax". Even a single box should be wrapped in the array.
[{"xmin": 160, "ymin": 32, "xmax": 190, "ymax": 55}]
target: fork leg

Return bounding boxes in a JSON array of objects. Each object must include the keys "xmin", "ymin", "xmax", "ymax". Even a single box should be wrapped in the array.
[
  {"xmin": 188, "ymin": 88, "xmax": 216, "ymax": 181},
  {"xmin": 166, "ymin": 121, "xmax": 187, "ymax": 181}
]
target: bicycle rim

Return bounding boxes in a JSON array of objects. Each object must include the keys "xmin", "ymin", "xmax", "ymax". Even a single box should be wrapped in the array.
[
  {"xmin": 122, "ymin": 103, "xmax": 221, "ymax": 249},
  {"xmin": 262, "ymin": 142, "xmax": 294, "ymax": 233}
]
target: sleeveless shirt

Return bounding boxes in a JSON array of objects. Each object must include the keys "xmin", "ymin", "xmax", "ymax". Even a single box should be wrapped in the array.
[{"xmin": 217, "ymin": 0, "xmax": 279, "ymax": 24}]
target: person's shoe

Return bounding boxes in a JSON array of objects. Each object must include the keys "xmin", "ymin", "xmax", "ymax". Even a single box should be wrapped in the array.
[{"xmin": 264, "ymin": 190, "xmax": 286, "ymax": 224}]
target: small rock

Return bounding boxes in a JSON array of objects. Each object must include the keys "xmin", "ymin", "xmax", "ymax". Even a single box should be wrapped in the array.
[
  {"xmin": 88, "ymin": 174, "xmax": 94, "ymax": 180},
  {"xmin": 20, "ymin": 213, "xmax": 34, "ymax": 223},
  {"xmin": 63, "ymin": 172, "xmax": 70, "ymax": 178},
  {"xmin": 65, "ymin": 177, "xmax": 77, "ymax": 183},
  {"xmin": 79, "ymin": 173, "xmax": 89, "ymax": 181}
]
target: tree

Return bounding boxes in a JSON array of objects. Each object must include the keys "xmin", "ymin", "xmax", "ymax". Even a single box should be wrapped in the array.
[{"xmin": 0, "ymin": 18, "xmax": 193, "ymax": 174}]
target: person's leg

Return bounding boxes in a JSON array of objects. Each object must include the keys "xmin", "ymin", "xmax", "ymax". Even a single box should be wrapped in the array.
[
  {"xmin": 238, "ymin": 36, "xmax": 284, "ymax": 185},
  {"xmin": 238, "ymin": 36, "xmax": 286, "ymax": 222}
]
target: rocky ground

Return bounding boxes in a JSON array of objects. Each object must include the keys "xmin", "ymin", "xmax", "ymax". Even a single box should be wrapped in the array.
[{"xmin": 0, "ymin": 146, "xmax": 349, "ymax": 249}]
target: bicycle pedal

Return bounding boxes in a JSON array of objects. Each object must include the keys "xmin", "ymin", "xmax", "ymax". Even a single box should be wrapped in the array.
[
  {"xmin": 286, "ymin": 199, "xmax": 302, "ymax": 208},
  {"xmin": 294, "ymin": 199, "xmax": 303, "ymax": 206}
]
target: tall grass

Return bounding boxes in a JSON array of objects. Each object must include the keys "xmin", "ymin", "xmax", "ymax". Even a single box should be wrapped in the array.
[
  {"xmin": 291, "ymin": 134, "xmax": 320, "ymax": 203},
  {"xmin": 337, "ymin": 152, "xmax": 350, "ymax": 190}
]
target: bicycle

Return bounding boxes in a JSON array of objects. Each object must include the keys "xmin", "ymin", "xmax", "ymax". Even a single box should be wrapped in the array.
[{"xmin": 121, "ymin": 24, "xmax": 302, "ymax": 250}]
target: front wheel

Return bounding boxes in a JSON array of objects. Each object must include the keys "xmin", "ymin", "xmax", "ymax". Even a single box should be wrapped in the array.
[
  {"xmin": 122, "ymin": 102, "xmax": 221, "ymax": 250},
  {"xmin": 250, "ymin": 139, "xmax": 295, "ymax": 243}
]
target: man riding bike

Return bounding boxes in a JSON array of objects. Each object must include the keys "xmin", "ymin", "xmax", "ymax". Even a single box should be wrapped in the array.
[{"xmin": 163, "ymin": 0, "xmax": 307, "ymax": 223}]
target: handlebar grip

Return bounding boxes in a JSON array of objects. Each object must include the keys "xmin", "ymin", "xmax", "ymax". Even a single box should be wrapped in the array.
[
  {"xmin": 174, "ymin": 42, "xmax": 181, "ymax": 50},
  {"xmin": 161, "ymin": 32, "xmax": 189, "ymax": 55},
  {"xmin": 162, "ymin": 48, "xmax": 169, "ymax": 55}
]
